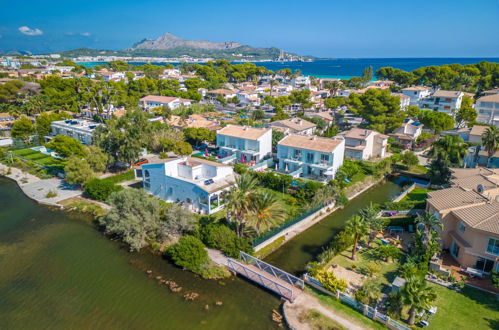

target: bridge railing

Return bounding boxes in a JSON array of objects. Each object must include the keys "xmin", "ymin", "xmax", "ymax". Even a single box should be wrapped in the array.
[
  {"xmin": 240, "ymin": 252, "xmax": 304, "ymax": 289},
  {"xmin": 227, "ymin": 258, "xmax": 295, "ymax": 301}
]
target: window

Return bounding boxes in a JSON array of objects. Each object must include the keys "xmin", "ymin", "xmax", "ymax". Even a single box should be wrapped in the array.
[
  {"xmin": 475, "ymin": 257, "xmax": 494, "ymax": 273},
  {"xmin": 458, "ymin": 222, "xmax": 465, "ymax": 233},
  {"xmin": 451, "ymin": 240, "xmax": 460, "ymax": 258},
  {"xmin": 320, "ymin": 154, "xmax": 329, "ymax": 163},
  {"xmin": 486, "ymin": 238, "xmax": 499, "ymax": 256},
  {"xmin": 306, "ymin": 153, "xmax": 314, "ymax": 162},
  {"xmin": 293, "ymin": 149, "xmax": 302, "ymax": 158}
]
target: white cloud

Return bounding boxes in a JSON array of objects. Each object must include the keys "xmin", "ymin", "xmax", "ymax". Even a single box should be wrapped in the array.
[
  {"xmin": 80, "ymin": 32, "xmax": 91, "ymax": 37},
  {"xmin": 19, "ymin": 26, "xmax": 43, "ymax": 36}
]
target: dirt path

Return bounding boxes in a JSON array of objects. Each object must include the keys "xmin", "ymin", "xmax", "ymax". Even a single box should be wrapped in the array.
[{"xmin": 284, "ymin": 292, "xmax": 367, "ymax": 330}]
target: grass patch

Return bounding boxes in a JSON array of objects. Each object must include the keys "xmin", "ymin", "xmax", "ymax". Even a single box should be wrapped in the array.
[
  {"xmin": 427, "ymin": 284, "xmax": 499, "ymax": 330},
  {"xmin": 298, "ymin": 308, "xmax": 346, "ymax": 330},
  {"xmin": 327, "ymin": 242, "xmax": 400, "ymax": 288},
  {"xmin": 254, "ymin": 235, "xmax": 285, "ymax": 259},
  {"xmin": 308, "ymin": 287, "xmax": 387, "ymax": 330},
  {"xmin": 403, "ymin": 187, "xmax": 431, "ymax": 203},
  {"xmin": 59, "ymin": 197, "xmax": 107, "ymax": 217}
]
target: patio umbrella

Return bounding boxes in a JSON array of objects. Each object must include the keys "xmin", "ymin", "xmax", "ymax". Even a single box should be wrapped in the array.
[
  {"xmin": 205, "ymin": 148, "xmax": 209, "ymax": 157},
  {"xmin": 241, "ymin": 154, "xmax": 245, "ymax": 163},
  {"xmin": 285, "ymin": 163, "xmax": 288, "ymax": 172}
]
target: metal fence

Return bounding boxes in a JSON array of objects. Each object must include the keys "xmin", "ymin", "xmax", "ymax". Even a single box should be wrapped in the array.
[
  {"xmin": 304, "ymin": 274, "xmax": 410, "ymax": 330},
  {"xmin": 240, "ymin": 252, "xmax": 304, "ymax": 289},
  {"xmin": 252, "ymin": 203, "xmax": 325, "ymax": 246}
]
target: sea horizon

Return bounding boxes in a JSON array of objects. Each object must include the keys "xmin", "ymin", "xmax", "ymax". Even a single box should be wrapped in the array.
[{"xmin": 78, "ymin": 57, "xmax": 499, "ymax": 79}]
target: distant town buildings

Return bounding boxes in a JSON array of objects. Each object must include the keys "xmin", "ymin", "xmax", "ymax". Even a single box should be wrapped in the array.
[
  {"xmin": 139, "ymin": 95, "xmax": 192, "ymax": 110},
  {"xmin": 50, "ymin": 119, "xmax": 102, "ymax": 145}
]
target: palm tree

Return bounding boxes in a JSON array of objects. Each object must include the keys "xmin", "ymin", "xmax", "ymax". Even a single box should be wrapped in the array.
[
  {"xmin": 401, "ymin": 276, "xmax": 437, "ymax": 325},
  {"xmin": 345, "ymin": 215, "xmax": 369, "ymax": 260},
  {"xmin": 482, "ymin": 126, "xmax": 499, "ymax": 166},
  {"xmin": 429, "ymin": 135, "xmax": 468, "ymax": 166},
  {"xmin": 247, "ymin": 190, "xmax": 286, "ymax": 235},
  {"xmin": 359, "ymin": 202, "xmax": 383, "ymax": 247},
  {"xmin": 325, "ymin": 80, "xmax": 342, "ymax": 97},
  {"xmin": 415, "ymin": 213, "xmax": 443, "ymax": 233},
  {"xmin": 225, "ymin": 173, "xmax": 257, "ymax": 237}
]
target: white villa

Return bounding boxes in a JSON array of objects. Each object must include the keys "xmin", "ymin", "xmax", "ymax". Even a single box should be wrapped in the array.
[
  {"xmin": 269, "ymin": 118, "xmax": 317, "ymax": 135},
  {"xmin": 216, "ymin": 125, "xmax": 272, "ymax": 164},
  {"xmin": 475, "ymin": 93, "xmax": 499, "ymax": 127},
  {"xmin": 420, "ymin": 90, "xmax": 464, "ymax": 114},
  {"xmin": 401, "ymin": 86, "xmax": 432, "ymax": 106},
  {"xmin": 50, "ymin": 119, "xmax": 102, "ymax": 145},
  {"xmin": 277, "ymin": 134, "xmax": 345, "ymax": 180},
  {"xmin": 139, "ymin": 95, "xmax": 192, "ymax": 110},
  {"xmin": 340, "ymin": 128, "xmax": 388, "ymax": 160},
  {"xmin": 389, "ymin": 119, "xmax": 423, "ymax": 146},
  {"xmin": 139, "ymin": 157, "xmax": 236, "ymax": 215}
]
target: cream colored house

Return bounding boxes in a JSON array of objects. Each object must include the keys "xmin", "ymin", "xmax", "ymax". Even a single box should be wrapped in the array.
[
  {"xmin": 426, "ymin": 169, "xmax": 499, "ymax": 273},
  {"xmin": 340, "ymin": 128, "xmax": 388, "ymax": 160}
]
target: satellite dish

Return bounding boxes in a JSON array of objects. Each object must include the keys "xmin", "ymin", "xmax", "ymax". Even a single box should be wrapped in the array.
[{"xmin": 477, "ymin": 184, "xmax": 484, "ymax": 194}]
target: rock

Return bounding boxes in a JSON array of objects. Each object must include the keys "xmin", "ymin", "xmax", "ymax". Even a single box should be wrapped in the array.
[
  {"xmin": 215, "ymin": 301, "xmax": 223, "ymax": 306},
  {"xmin": 204, "ymin": 304, "xmax": 210, "ymax": 311},
  {"xmin": 183, "ymin": 292, "xmax": 199, "ymax": 301},
  {"xmin": 146, "ymin": 270, "xmax": 153, "ymax": 274}
]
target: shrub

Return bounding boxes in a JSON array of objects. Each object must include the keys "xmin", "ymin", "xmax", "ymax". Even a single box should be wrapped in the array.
[
  {"xmin": 100, "ymin": 170, "xmax": 134, "ymax": 184},
  {"xmin": 314, "ymin": 269, "xmax": 347, "ymax": 292},
  {"xmin": 84, "ymin": 178, "xmax": 123, "ymax": 202},
  {"xmin": 491, "ymin": 271, "xmax": 499, "ymax": 288},
  {"xmin": 201, "ymin": 224, "xmax": 252, "ymax": 258},
  {"xmin": 45, "ymin": 190, "xmax": 57, "ymax": 198},
  {"xmin": 167, "ymin": 235, "xmax": 208, "ymax": 273}
]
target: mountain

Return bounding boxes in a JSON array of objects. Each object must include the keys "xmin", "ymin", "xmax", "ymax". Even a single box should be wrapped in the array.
[
  {"xmin": 130, "ymin": 33, "xmax": 242, "ymax": 51},
  {"xmin": 56, "ymin": 33, "xmax": 314, "ymax": 61}
]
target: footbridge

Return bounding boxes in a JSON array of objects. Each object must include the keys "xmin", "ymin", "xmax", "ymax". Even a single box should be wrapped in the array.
[{"xmin": 227, "ymin": 252, "xmax": 304, "ymax": 302}]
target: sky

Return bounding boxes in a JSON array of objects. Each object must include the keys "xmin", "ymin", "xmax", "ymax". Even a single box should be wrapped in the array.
[{"xmin": 1, "ymin": 0, "xmax": 498, "ymax": 57}]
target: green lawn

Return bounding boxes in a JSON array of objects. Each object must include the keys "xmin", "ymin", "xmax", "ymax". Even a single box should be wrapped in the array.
[
  {"xmin": 328, "ymin": 242, "xmax": 401, "ymax": 288},
  {"xmin": 308, "ymin": 287, "xmax": 387, "ymax": 330},
  {"xmin": 403, "ymin": 187, "xmax": 431, "ymax": 203},
  {"xmin": 427, "ymin": 284, "xmax": 499, "ymax": 330}
]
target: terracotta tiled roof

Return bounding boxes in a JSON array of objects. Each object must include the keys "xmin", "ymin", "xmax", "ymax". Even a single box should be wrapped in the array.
[
  {"xmin": 451, "ymin": 168, "xmax": 497, "ymax": 180},
  {"xmin": 217, "ymin": 125, "xmax": 271, "ymax": 140},
  {"xmin": 478, "ymin": 93, "xmax": 499, "ymax": 103},
  {"xmin": 451, "ymin": 202, "xmax": 499, "ymax": 235},
  {"xmin": 427, "ymin": 187, "xmax": 488, "ymax": 211},
  {"xmin": 140, "ymin": 95, "xmax": 179, "ymax": 103},
  {"xmin": 270, "ymin": 118, "xmax": 316, "ymax": 132},
  {"xmin": 469, "ymin": 125, "xmax": 488, "ymax": 137},
  {"xmin": 402, "ymin": 86, "xmax": 430, "ymax": 91},
  {"xmin": 278, "ymin": 134, "xmax": 343, "ymax": 153},
  {"xmin": 432, "ymin": 90, "xmax": 463, "ymax": 98}
]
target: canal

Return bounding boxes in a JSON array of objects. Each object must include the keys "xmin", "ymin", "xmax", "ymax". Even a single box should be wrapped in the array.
[
  {"xmin": 264, "ymin": 178, "xmax": 404, "ymax": 274},
  {"xmin": 0, "ymin": 176, "xmax": 403, "ymax": 329}
]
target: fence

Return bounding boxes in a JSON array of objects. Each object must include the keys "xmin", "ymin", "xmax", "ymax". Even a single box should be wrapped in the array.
[
  {"xmin": 392, "ymin": 182, "xmax": 416, "ymax": 203},
  {"xmin": 303, "ymin": 273, "xmax": 411, "ymax": 330},
  {"xmin": 240, "ymin": 251, "xmax": 304, "ymax": 289},
  {"xmin": 252, "ymin": 203, "xmax": 325, "ymax": 246},
  {"xmin": 217, "ymin": 154, "xmax": 236, "ymax": 164},
  {"xmin": 251, "ymin": 158, "xmax": 274, "ymax": 171}
]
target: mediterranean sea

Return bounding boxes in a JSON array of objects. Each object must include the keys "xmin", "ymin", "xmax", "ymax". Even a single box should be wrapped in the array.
[{"xmin": 78, "ymin": 58, "xmax": 499, "ymax": 79}]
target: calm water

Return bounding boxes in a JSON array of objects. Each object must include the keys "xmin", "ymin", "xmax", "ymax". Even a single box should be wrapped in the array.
[
  {"xmin": 79, "ymin": 58, "xmax": 499, "ymax": 79},
  {"xmin": 265, "ymin": 179, "xmax": 403, "ymax": 274},
  {"xmin": 0, "ymin": 178, "xmax": 280, "ymax": 329}
]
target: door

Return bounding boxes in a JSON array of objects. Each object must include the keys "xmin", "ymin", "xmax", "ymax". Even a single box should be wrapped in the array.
[
  {"xmin": 451, "ymin": 240, "xmax": 460, "ymax": 258},
  {"xmin": 475, "ymin": 257, "xmax": 494, "ymax": 273}
]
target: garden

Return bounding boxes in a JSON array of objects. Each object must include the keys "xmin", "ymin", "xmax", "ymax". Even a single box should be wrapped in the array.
[{"xmin": 0, "ymin": 147, "xmax": 65, "ymax": 178}]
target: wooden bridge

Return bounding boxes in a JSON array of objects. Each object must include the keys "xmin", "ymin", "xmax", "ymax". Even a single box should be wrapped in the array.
[{"xmin": 227, "ymin": 252, "xmax": 304, "ymax": 302}]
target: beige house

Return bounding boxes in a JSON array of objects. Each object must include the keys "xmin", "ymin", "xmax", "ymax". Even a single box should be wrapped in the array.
[
  {"xmin": 269, "ymin": 118, "xmax": 317, "ymax": 135},
  {"xmin": 426, "ymin": 169, "xmax": 499, "ymax": 273},
  {"xmin": 340, "ymin": 128, "xmax": 388, "ymax": 160}
]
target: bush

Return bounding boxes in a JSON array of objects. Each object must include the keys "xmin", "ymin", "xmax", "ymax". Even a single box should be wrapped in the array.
[
  {"xmin": 84, "ymin": 178, "xmax": 123, "ymax": 202},
  {"xmin": 201, "ymin": 224, "xmax": 252, "ymax": 258},
  {"xmin": 314, "ymin": 269, "xmax": 347, "ymax": 293},
  {"xmin": 491, "ymin": 271, "xmax": 499, "ymax": 288},
  {"xmin": 167, "ymin": 235, "xmax": 208, "ymax": 273},
  {"xmin": 101, "ymin": 170, "xmax": 134, "ymax": 184}
]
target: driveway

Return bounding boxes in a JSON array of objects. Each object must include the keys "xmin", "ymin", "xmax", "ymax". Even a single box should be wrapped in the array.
[{"xmin": 21, "ymin": 178, "xmax": 82, "ymax": 204}]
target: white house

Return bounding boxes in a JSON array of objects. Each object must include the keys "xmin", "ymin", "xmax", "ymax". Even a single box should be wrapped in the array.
[
  {"xmin": 139, "ymin": 95, "xmax": 192, "ymax": 110},
  {"xmin": 401, "ymin": 86, "xmax": 432, "ymax": 106},
  {"xmin": 139, "ymin": 157, "xmax": 236, "ymax": 215},
  {"xmin": 206, "ymin": 89, "xmax": 238, "ymax": 100},
  {"xmin": 340, "ymin": 128, "xmax": 388, "ymax": 160},
  {"xmin": 269, "ymin": 118, "xmax": 317, "ymax": 135},
  {"xmin": 391, "ymin": 93, "xmax": 411, "ymax": 110},
  {"xmin": 100, "ymin": 71, "xmax": 127, "ymax": 82},
  {"xmin": 475, "ymin": 93, "xmax": 499, "ymax": 127},
  {"xmin": 237, "ymin": 90, "xmax": 260, "ymax": 106},
  {"xmin": 389, "ymin": 119, "xmax": 423, "ymax": 146},
  {"xmin": 419, "ymin": 90, "xmax": 464, "ymax": 114},
  {"xmin": 291, "ymin": 76, "xmax": 311, "ymax": 88},
  {"xmin": 216, "ymin": 125, "xmax": 272, "ymax": 164},
  {"xmin": 277, "ymin": 134, "xmax": 345, "ymax": 180},
  {"xmin": 50, "ymin": 119, "xmax": 102, "ymax": 145}
]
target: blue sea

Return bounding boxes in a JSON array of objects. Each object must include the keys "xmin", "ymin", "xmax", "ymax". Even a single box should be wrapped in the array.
[{"xmin": 78, "ymin": 58, "xmax": 499, "ymax": 79}]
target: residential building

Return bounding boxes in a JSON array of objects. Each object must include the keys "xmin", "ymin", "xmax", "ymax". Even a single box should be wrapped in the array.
[
  {"xmin": 139, "ymin": 95, "xmax": 192, "ymax": 110},
  {"xmin": 389, "ymin": 119, "xmax": 423, "ymax": 146},
  {"xmin": 100, "ymin": 71, "xmax": 126, "ymax": 82},
  {"xmin": 475, "ymin": 93, "xmax": 499, "ymax": 127},
  {"xmin": 391, "ymin": 93, "xmax": 411, "ymax": 110},
  {"xmin": 291, "ymin": 76, "xmax": 310, "ymax": 88},
  {"xmin": 206, "ymin": 89, "xmax": 238, "ymax": 100},
  {"xmin": 0, "ymin": 113, "xmax": 15, "ymax": 132},
  {"xmin": 468, "ymin": 125, "xmax": 489, "ymax": 144},
  {"xmin": 277, "ymin": 134, "xmax": 345, "ymax": 180},
  {"xmin": 369, "ymin": 80, "xmax": 396, "ymax": 88},
  {"xmin": 237, "ymin": 90, "xmax": 260, "ymax": 106},
  {"xmin": 340, "ymin": 128, "xmax": 388, "ymax": 160},
  {"xmin": 304, "ymin": 111, "xmax": 334, "ymax": 127},
  {"xmin": 426, "ymin": 169, "xmax": 499, "ymax": 273},
  {"xmin": 139, "ymin": 157, "xmax": 236, "ymax": 215},
  {"xmin": 401, "ymin": 86, "xmax": 432, "ymax": 106},
  {"xmin": 269, "ymin": 118, "xmax": 317, "ymax": 135},
  {"xmin": 216, "ymin": 125, "xmax": 272, "ymax": 164},
  {"xmin": 419, "ymin": 90, "xmax": 464, "ymax": 114},
  {"xmin": 50, "ymin": 119, "xmax": 102, "ymax": 145}
]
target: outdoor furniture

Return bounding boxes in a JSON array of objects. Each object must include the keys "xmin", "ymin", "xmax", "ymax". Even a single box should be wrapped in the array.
[{"xmin": 465, "ymin": 267, "xmax": 484, "ymax": 278}]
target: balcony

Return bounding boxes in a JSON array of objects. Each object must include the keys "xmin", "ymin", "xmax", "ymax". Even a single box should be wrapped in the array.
[
  {"xmin": 283, "ymin": 157, "xmax": 304, "ymax": 165},
  {"xmin": 309, "ymin": 162, "xmax": 331, "ymax": 169}
]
